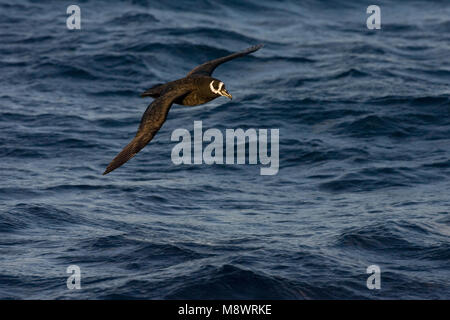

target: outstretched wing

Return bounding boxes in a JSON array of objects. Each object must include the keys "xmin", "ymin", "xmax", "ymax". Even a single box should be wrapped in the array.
[
  {"xmin": 187, "ymin": 44, "xmax": 263, "ymax": 77},
  {"xmin": 103, "ymin": 88, "xmax": 191, "ymax": 175}
]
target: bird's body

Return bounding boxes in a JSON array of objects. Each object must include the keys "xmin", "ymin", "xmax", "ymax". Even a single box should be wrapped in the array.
[
  {"xmin": 141, "ymin": 75, "xmax": 223, "ymax": 106},
  {"xmin": 103, "ymin": 44, "xmax": 263, "ymax": 175}
]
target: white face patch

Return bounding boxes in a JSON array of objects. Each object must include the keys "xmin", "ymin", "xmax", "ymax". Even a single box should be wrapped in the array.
[{"xmin": 209, "ymin": 81, "xmax": 225, "ymax": 96}]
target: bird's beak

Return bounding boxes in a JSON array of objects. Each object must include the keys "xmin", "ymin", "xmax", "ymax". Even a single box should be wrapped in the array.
[{"xmin": 221, "ymin": 89, "xmax": 232, "ymax": 100}]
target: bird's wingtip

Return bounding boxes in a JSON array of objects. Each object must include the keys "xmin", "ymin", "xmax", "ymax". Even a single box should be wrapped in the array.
[{"xmin": 248, "ymin": 44, "xmax": 264, "ymax": 53}]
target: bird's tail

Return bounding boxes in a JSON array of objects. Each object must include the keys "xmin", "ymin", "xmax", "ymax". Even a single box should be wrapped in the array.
[{"xmin": 140, "ymin": 83, "xmax": 165, "ymax": 98}]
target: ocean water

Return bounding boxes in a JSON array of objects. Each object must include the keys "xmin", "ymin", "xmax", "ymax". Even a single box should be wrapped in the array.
[{"xmin": 0, "ymin": 0, "xmax": 449, "ymax": 299}]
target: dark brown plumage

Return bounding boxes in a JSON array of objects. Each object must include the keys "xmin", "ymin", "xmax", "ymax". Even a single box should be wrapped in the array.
[
  {"xmin": 103, "ymin": 44, "xmax": 263, "ymax": 175},
  {"xmin": 102, "ymin": 89, "xmax": 191, "ymax": 175}
]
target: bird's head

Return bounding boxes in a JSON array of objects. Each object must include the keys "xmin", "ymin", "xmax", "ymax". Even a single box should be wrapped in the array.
[{"xmin": 209, "ymin": 80, "xmax": 232, "ymax": 100}]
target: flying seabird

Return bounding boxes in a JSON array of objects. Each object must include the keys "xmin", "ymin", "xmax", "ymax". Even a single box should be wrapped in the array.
[{"xmin": 103, "ymin": 44, "xmax": 263, "ymax": 175}]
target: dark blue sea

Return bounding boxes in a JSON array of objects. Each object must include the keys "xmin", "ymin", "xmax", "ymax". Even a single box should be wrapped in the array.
[{"xmin": 1, "ymin": 0, "xmax": 449, "ymax": 299}]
